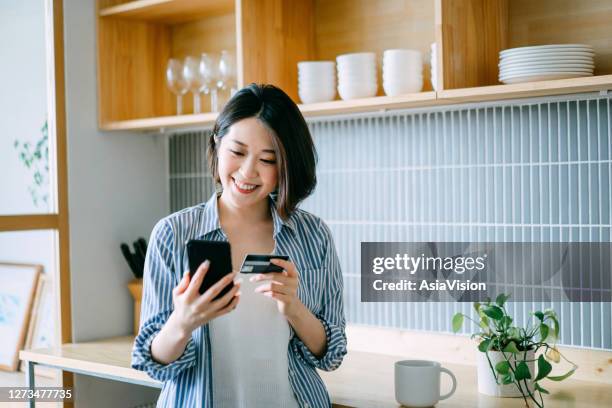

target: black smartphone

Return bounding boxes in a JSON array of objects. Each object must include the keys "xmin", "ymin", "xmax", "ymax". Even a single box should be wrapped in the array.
[{"xmin": 186, "ymin": 240, "xmax": 233, "ymax": 299}]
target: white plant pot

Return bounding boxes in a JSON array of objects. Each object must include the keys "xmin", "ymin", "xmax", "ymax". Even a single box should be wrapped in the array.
[{"xmin": 477, "ymin": 350, "xmax": 535, "ymax": 397}]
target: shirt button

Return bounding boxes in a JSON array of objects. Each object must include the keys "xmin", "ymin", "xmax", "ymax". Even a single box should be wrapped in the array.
[{"xmin": 304, "ymin": 403, "xmax": 310, "ymax": 408}]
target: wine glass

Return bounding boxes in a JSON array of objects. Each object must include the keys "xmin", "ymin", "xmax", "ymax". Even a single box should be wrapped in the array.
[
  {"xmin": 166, "ymin": 59, "xmax": 188, "ymax": 115},
  {"xmin": 199, "ymin": 53, "xmax": 220, "ymax": 112},
  {"xmin": 183, "ymin": 56, "xmax": 203, "ymax": 114},
  {"xmin": 217, "ymin": 50, "xmax": 237, "ymax": 96}
]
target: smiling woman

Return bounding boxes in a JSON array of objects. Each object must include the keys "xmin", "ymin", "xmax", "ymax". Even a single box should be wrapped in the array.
[{"xmin": 132, "ymin": 84, "xmax": 347, "ymax": 408}]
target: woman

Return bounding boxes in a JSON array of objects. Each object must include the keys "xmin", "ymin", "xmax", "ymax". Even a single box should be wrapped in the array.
[{"xmin": 132, "ymin": 84, "xmax": 347, "ymax": 407}]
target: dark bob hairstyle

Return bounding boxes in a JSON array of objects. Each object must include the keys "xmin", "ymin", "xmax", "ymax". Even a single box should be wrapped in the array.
[{"xmin": 208, "ymin": 83, "xmax": 317, "ymax": 219}]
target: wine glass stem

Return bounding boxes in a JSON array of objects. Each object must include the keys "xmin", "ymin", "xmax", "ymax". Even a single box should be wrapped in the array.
[
  {"xmin": 177, "ymin": 96, "xmax": 183, "ymax": 115},
  {"xmin": 194, "ymin": 94, "xmax": 201, "ymax": 114},
  {"xmin": 211, "ymin": 89, "xmax": 219, "ymax": 113}
]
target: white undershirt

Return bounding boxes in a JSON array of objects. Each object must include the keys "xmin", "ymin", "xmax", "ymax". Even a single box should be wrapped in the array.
[{"xmin": 209, "ymin": 272, "xmax": 299, "ymax": 408}]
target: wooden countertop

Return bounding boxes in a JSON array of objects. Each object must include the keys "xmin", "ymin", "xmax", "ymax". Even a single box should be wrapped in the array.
[
  {"xmin": 20, "ymin": 336, "xmax": 612, "ymax": 407},
  {"xmin": 321, "ymin": 351, "xmax": 612, "ymax": 408}
]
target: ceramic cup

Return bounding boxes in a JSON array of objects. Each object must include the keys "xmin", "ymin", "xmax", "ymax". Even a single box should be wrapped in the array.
[{"xmin": 395, "ymin": 360, "xmax": 457, "ymax": 407}]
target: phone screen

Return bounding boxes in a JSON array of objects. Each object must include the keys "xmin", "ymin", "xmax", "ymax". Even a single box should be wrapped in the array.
[{"xmin": 186, "ymin": 240, "xmax": 234, "ymax": 299}]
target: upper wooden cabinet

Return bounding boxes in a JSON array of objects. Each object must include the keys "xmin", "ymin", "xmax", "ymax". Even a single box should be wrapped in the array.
[{"xmin": 96, "ymin": 0, "xmax": 612, "ymax": 131}]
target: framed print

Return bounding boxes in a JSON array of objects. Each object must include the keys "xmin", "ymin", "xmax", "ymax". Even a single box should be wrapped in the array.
[{"xmin": 0, "ymin": 263, "xmax": 41, "ymax": 371}]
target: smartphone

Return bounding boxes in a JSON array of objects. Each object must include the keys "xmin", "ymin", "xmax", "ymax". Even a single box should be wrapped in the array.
[
  {"xmin": 186, "ymin": 240, "xmax": 233, "ymax": 299},
  {"xmin": 239, "ymin": 254, "xmax": 290, "ymax": 274}
]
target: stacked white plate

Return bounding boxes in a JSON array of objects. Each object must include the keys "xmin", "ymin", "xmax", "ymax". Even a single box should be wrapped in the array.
[
  {"xmin": 337, "ymin": 52, "xmax": 377, "ymax": 100},
  {"xmin": 382, "ymin": 49, "xmax": 423, "ymax": 96},
  {"xmin": 298, "ymin": 61, "xmax": 336, "ymax": 104},
  {"xmin": 499, "ymin": 44, "xmax": 595, "ymax": 84}
]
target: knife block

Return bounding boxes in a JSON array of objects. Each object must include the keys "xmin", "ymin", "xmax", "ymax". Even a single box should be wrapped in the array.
[{"xmin": 127, "ymin": 278, "xmax": 143, "ymax": 335}]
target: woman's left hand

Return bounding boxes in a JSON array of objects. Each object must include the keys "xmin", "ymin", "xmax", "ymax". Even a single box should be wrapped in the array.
[{"xmin": 251, "ymin": 258, "xmax": 302, "ymax": 318}]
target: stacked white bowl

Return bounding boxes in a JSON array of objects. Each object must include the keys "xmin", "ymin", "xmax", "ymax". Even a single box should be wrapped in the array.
[
  {"xmin": 298, "ymin": 61, "xmax": 336, "ymax": 104},
  {"xmin": 499, "ymin": 44, "xmax": 595, "ymax": 84},
  {"xmin": 430, "ymin": 43, "xmax": 438, "ymax": 91},
  {"xmin": 336, "ymin": 52, "xmax": 378, "ymax": 100},
  {"xmin": 382, "ymin": 49, "xmax": 423, "ymax": 96}
]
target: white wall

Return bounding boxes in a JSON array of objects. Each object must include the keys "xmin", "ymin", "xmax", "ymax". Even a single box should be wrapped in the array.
[{"xmin": 63, "ymin": 0, "xmax": 165, "ymax": 405}]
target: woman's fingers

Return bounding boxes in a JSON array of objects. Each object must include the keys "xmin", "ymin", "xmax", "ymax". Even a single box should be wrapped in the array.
[
  {"xmin": 269, "ymin": 258, "xmax": 299, "ymax": 277},
  {"xmin": 213, "ymin": 293, "xmax": 240, "ymax": 318},
  {"xmin": 186, "ymin": 260, "xmax": 210, "ymax": 298},
  {"xmin": 254, "ymin": 281, "xmax": 293, "ymax": 296},
  {"xmin": 208, "ymin": 280, "xmax": 241, "ymax": 311},
  {"xmin": 200, "ymin": 271, "xmax": 238, "ymax": 304},
  {"xmin": 173, "ymin": 271, "xmax": 190, "ymax": 296},
  {"xmin": 249, "ymin": 272, "xmax": 296, "ymax": 287}
]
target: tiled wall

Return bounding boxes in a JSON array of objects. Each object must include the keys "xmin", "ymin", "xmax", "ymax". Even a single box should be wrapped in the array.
[{"xmin": 168, "ymin": 93, "xmax": 612, "ymax": 350}]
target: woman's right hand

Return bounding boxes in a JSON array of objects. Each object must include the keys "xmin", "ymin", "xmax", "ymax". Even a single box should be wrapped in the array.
[{"xmin": 170, "ymin": 260, "xmax": 241, "ymax": 336}]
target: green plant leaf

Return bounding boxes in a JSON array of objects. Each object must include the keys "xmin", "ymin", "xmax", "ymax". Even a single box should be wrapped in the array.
[
  {"xmin": 495, "ymin": 360, "xmax": 510, "ymax": 375},
  {"xmin": 514, "ymin": 361, "xmax": 532, "ymax": 381},
  {"xmin": 546, "ymin": 347, "xmax": 561, "ymax": 363},
  {"xmin": 495, "ymin": 293, "xmax": 509, "ymax": 307},
  {"xmin": 508, "ymin": 327, "xmax": 520, "ymax": 339},
  {"xmin": 478, "ymin": 339, "xmax": 492, "ymax": 353},
  {"xmin": 473, "ymin": 302, "xmax": 481, "ymax": 313},
  {"xmin": 535, "ymin": 354, "xmax": 552, "ymax": 381},
  {"xmin": 548, "ymin": 367, "xmax": 577, "ymax": 381},
  {"xmin": 452, "ymin": 313, "xmax": 464, "ymax": 333},
  {"xmin": 501, "ymin": 373, "xmax": 514, "ymax": 384},
  {"xmin": 501, "ymin": 316, "xmax": 513, "ymax": 327},
  {"xmin": 483, "ymin": 305, "xmax": 504, "ymax": 320},
  {"xmin": 549, "ymin": 315, "xmax": 560, "ymax": 340},
  {"xmin": 502, "ymin": 341, "xmax": 520, "ymax": 354},
  {"xmin": 540, "ymin": 324, "xmax": 549, "ymax": 341},
  {"xmin": 479, "ymin": 318, "xmax": 489, "ymax": 331},
  {"xmin": 533, "ymin": 311, "xmax": 544, "ymax": 321},
  {"xmin": 534, "ymin": 382, "xmax": 550, "ymax": 395}
]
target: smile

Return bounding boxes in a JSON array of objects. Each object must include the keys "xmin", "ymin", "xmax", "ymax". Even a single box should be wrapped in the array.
[{"xmin": 233, "ymin": 177, "xmax": 259, "ymax": 193}]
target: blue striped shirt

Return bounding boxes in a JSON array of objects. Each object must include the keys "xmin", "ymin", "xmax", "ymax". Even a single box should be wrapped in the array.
[{"xmin": 131, "ymin": 193, "xmax": 347, "ymax": 407}]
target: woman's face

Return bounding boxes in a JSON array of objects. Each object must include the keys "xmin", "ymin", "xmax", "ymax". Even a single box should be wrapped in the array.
[{"xmin": 217, "ymin": 117, "xmax": 279, "ymax": 209}]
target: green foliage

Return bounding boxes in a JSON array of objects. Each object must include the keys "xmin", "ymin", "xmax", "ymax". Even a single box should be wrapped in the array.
[
  {"xmin": 13, "ymin": 121, "xmax": 49, "ymax": 207},
  {"xmin": 450, "ymin": 293, "xmax": 578, "ymax": 408}
]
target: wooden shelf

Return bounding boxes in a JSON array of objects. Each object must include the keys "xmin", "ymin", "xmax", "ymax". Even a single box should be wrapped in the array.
[
  {"xmin": 99, "ymin": 0, "xmax": 234, "ymax": 23},
  {"xmin": 438, "ymin": 75, "xmax": 612, "ymax": 105},
  {"xmin": 96, "ymin": 0, "xmax": 612, "ymax": 131},
  {"xmin": 99, "ymin": 76, "xmax": 612, "ymax": 132}
]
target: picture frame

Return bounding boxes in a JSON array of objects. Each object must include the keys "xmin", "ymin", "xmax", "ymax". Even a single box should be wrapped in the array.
[
  {"xmin": 20, "ymin": 273, "xmax": 59, "ymax": 378},
  {"xmin": 0, "ymin": 263, "xmax": 41, "ymax": 371}
]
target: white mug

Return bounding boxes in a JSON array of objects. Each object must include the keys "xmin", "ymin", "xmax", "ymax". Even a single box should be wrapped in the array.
[{"xmin": 395, "ymin": 360, "xmax": 457, "ymax": 407}]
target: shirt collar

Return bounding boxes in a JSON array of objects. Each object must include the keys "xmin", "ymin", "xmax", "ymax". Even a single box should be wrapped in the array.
[{"xmin": 197, "ymin": 192, "xmax": 296, "ymax": 239}]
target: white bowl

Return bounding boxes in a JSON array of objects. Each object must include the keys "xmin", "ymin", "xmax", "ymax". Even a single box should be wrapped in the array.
[
  {"xmin": 298, "ymin": 61, "xmax": 335, "ymax": 69},
  {"xmin": 383, "ymin": 67, "xmax": 423, "ymax": 78},
  {"xmin": 299, "ymin": 75, "xmax": 335, "ymax": 84},
  {"xmin": 338, "ymin": 78, "xmax": 378, "ymax": 87},
  {"xmin": 337, "ymin": 65, "xmax": 377, "ymax": 74},
  {"xmin": 299, "ymin": 88, "xmax": 336, "ymax": 104},
  {"xmin": 337, "ymin": 52, "xmax": 376, "ymax": 63},
  {"xmin": 384, "ymin": 48, "xmax": 422, "ymax": 58},
  {"xmin": 383, "ymin": 83, "xmax": 423, "ymax": 96},
  {"xmin": 383, "ymin": 71, "xmax": 423, "ymax": 81},
  {"xmin": 338, "ymin": 75, "xmax": 377, "ymax": 84},
  {"xmin": 338, "ymin": 83, "xmax": 378, "ymax": 100}
]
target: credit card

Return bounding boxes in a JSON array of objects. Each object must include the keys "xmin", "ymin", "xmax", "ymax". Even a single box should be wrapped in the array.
[{"xmin": 239, "ymin": 254, "xmax": 289, "ymax": 273}]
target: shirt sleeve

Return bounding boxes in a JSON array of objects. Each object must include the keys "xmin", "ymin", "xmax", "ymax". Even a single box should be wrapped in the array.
[
  {"xmin": 292, "ymin": 220, "xmax": 347, "ymax": 371},
  {"xmin": 131, "ymin": 219, "xmax": 197, "ymax": 382}
]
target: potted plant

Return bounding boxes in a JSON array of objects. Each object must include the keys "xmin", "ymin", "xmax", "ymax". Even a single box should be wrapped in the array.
[{"xmin": 452, "ymin": 294, "xmax": 577, "ymax": 407}]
